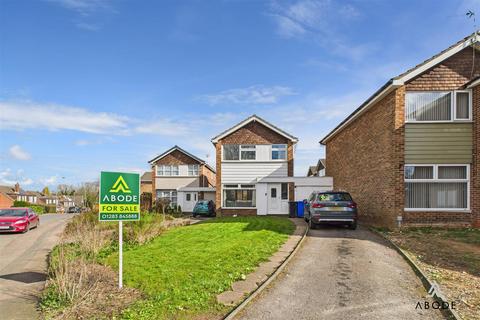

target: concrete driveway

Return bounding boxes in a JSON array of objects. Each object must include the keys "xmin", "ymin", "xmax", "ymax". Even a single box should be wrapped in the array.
[
  {"xmin": 236, "ymin": 225, "xmax": 444, "ymax": 320},
  {"xmin": 0, "ymin": 213, "xmax": 72, "ymax": 320}
]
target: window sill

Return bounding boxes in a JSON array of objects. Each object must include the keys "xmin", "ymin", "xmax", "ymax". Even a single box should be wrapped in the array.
[
  {"xmin": 223, "ymin": 207, "xmax": 257, "ymax": 209},
  {"xmin": 405, "ymin": 120, "xmax": 473, "ymax": 124},
  {"xmin": 221, "ymin": 160, "xmax": 287, "ymax": 163},
  {"xmin": 404, "ymin": 208, "xmax": 471, "ymax": 213}
]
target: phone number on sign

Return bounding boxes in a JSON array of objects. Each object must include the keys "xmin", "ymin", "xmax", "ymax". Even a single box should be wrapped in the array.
[{"xmin": 100, "ymin": 213, "xmax": 138, "ymax": 220}]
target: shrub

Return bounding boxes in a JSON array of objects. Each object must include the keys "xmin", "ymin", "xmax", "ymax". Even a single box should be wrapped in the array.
[
  {"xmin": 30, "ymin": 205, "xmax": 45, "ymax": 214},
  {"xmin": 13, "ymin": 200, "xmax": 29, "ymax": 207}
]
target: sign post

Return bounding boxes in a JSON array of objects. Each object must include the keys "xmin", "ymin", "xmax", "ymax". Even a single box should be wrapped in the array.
[{"xmin": 99, "ymin": 171, "xmax": 140, "ymax": 289}]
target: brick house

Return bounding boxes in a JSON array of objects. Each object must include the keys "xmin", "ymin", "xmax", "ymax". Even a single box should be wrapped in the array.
[
  {"xmin": 212, "ymin": 115, "xmax": 311, "ymax": 216},
  {"xmin": 148, "ymin": 146, "xmax": 216, "ymax": 212},
  {"xmin": 140, "ymin": 172, "xmax": 153, "ymax": 194},
  {"xmin": 320, "ymin": 33, "xmax": 480, "ymax": 228}
]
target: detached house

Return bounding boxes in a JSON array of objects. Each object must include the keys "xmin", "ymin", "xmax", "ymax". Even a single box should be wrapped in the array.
[
  {"xmin": 148, "ymin": 146, "xmax": 216, "ymax": 212},
  {"xmin": 212, "ymin": 115, "xmax": 332, "ymax": 216},
  {"xmin": 320, "ymin": 33, "xmax": 480, "ymax": 228}
]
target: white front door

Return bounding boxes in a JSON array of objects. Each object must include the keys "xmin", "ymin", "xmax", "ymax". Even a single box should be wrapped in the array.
[
  {"xmin": 183, "ymin": 192, "xmax": 197, "ymax": 212},
  {"xmin": 268, "ymin": 184, "xmax": 281, "ymax": 214}
]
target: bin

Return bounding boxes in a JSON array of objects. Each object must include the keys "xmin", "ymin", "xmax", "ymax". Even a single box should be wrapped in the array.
[
  {"xmin": 288, "ymin": 201, "xmax": 297, "ymax": 218},
  {"xmin": 296, "ymin": 201, "xmax": 305, "ymax": 218}
]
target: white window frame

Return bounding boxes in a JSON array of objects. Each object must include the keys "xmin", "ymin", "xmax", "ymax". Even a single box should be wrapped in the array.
[
  {"xmin": 271, "ymin": 144, "xmax": 287, "ymax": 161},
  {"xmin": 222, "ymin": 183, "xmax": 256, "ymax": 208},
  {"xmin": 405, "ymin": 90, "xmax": 472, "ymax": 123},
  {"xmin": 404, "ymin": 164, "xmax": 470, "ymax": 211},
  {"xmin": 156, "ymin": 165, "xmax": 179, "ymax": 176},
  {"xmin": 188, "ymin": 164, "xmax": 199, "ymax": 176},
  {"xmin": 157, "ymin": 190, "xmax": 178, "ymax": 205},
  {"xmin": 222, "ymin": 145, "xmax": 258, "ymax": 161}
]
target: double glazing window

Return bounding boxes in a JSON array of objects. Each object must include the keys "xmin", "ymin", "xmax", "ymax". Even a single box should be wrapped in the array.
[
  {"xmin": 157, "ymin": 190, "xmax": 177, "ymax": 205},
  {"xmin": 223, "ymin": 145, "xmax": 256, "ymax": 160},
  {"xmin": 404, "ymin": 165, "xmax": 469, "ymax": 210},
  {"xmin": 223, "ymin": 184, "xmax": 256, "ymax": 207},
  {"xmin": 272, "ymin": 144, "xmax": 287, "ymax": 160},
  {"xmin": 157, "ymin": 165, "xmax": 179, "ymax": 176},
  {"xmin": 405, "ymin": 91, "xmax": 471, "ymax": 122},
  {"xmin": 188, "ymin": 164, "xmax": 199, "ymax": 176}
]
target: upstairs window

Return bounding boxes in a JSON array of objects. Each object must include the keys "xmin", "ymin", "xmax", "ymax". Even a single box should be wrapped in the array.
[
  {"xmin": 157, "ymin": 165, "xmax": 179, "ymax": 176},
  {"xmin": 240, "ymin": 145, "xmax": 256, "ymax": 160},
  {"xmin": 188, "ymin": 164, "xmax": 199, "ymax": 176},
  {"xmin": 405, "ymin": 91, "xmax": 471, "ymax": 122},
  {"xmin": 272, "ymin": 144, "xmax": 287, "ymax": 160},
  {"xmin": 223, "ymin": 145, "xmax": 239, "ymax": 160},
  {"xmin": 223, "ymin": 145, "xmax": 256, "ymax": 160}
]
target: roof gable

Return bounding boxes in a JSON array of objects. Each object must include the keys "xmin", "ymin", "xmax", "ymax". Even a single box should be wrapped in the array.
[
  {"xmin": 320, "ymin": 32, "xmax": 480, "ymax": 144},
  {"xmin": 148, "ymin": 145, "xmax": 205, "ymax": 165},
  {"xmin": 211, "ymin": 114, "xmax": 298, "ymax": 144}
]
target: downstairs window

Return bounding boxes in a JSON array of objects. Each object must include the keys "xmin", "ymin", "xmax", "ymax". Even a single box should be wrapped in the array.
[{"xmin": 404, "ymin": 165, "xmax": 469, "ymax": 210}]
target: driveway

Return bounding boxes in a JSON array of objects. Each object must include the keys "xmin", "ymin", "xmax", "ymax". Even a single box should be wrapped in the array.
[
  {"xmin": 236, "ymin": 225, "xmax": 444, "ymax": 320},
  {"xmin": 0, "ymin": 213, "xmax": 72, "ymax": 320}
]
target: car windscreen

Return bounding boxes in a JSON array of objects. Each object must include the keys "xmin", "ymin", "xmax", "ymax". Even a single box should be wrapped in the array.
[
  {"xmin": 0, "ymin": 209, "xmax": 27, "ymax": 217},
  {"xmin": 317, "ymin": 193, "xmax": 352, "ymax": 202},
  {"xmin": 196, "ymin": 201, "xmax": 209, "ymax": 205}
]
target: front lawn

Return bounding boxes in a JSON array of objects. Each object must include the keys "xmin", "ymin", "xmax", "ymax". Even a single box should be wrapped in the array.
[
  {"xmin": 105, "ymin": 216, "xmax": 295, "ymax": 319},
  {"xmin": 384, "ymin": 228, "xmax": 480, "ymax": 320}
]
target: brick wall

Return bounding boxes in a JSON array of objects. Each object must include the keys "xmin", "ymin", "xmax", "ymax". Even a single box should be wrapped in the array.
[
  {"xmin": 200, "ymin": 165, "xmax": 216, "ymax": 187},
  {"xmin": 325, "ymin": 90, "xmax": 399, "ymax": 228},
  {"xmin": 0, "ymin": 193, "xmax": 13, "ymax": 208},
  {"xmin": 140, "ymin": 182, "xmax": 152, "ymax": 194},
  {"xmin": 153, "ymin": 150, "xmax": 201, "ymax": 166},
  {"xmin": 406, "ymin": 47, "xmax": 480, "ymax": 91},
  {"xmin": 221, "ymin": 208, "xmax": 257, "ymax": 216}
]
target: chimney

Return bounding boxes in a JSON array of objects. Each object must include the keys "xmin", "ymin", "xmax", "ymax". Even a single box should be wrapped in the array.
[{"xmin": 14, "ymin": 182, "xmax": 20, "ymax": 193}]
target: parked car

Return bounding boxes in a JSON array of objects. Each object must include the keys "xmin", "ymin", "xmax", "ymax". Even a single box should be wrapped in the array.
[
  {"xmin": 0, "ymin": 208, "xmax": 40, "ymax": 233},
  {"xmin": 192, "ymin": 200, "xmax": 216, "ymax": 217},
  {"xmin": 67, "ymin": 206, "xmax": 81, "ymax": 214},
  {"xmin": 304, "ymin": 191, "xmax": 357, "ymax": 230}
]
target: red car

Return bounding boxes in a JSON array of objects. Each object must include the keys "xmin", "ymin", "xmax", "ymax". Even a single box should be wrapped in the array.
[{"xmin": 0, "ymin": 208, "xmax": 40, "ymax": 233}]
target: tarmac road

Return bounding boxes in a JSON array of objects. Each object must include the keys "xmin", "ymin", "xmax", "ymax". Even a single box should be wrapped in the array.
[
  {"xmin": 236, "ymin": 225, "xmax": 445, "ymax": 320},
  {"xmin": 0, "ymin": 213, "xmax": 72, "ymax": 320}
]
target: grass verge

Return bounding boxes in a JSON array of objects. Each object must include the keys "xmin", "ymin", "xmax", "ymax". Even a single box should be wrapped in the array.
[
  {"xmin": 105, "ymin": 216, "xmax": 295, "ymax": 319},
  {"xmin": 383, "ymin": 227, "xmax": 480, "ymax": 320}
]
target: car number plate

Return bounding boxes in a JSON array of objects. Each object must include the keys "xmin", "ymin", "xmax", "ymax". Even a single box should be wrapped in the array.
[
  {"xmin": 0, "ymin": 226, "xmax": 10, "ymax": 229},
  {"xmin": 330, "ymin": 207, "xmax": 344, "ymax": 211}
]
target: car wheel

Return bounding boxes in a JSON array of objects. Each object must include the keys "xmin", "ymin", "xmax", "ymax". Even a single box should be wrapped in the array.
[
  {"xmin": 309, "ymin": 218, "xmax": 316, "ymax": 230},
  {"xmin": 348, "ymin": 221, "xmax": 357, "ymax": 230},
  {"xmin": 192, "ymin": 214, "xmax": 197, "ymax": 218},
  {"xmin": 23, "ymin": 224, "xmax": 30, "ymax": 233}
]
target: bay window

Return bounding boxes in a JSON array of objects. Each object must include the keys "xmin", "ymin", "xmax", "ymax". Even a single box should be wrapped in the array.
[
  {"xmin": 272, "ymin": 144, "xmax": 287, "ymax": 160},
  {"xmin": 405, "ymin": 165, "xmax": 469, "ymax": 210},
  {"xmin": 223, "ymin": 184, "xmax": 256, "ymax": 207},
  {"xmin": 157, "ymin": 165, "xmax": 179, "ymax": 176},
  {"xmin": 405, "ymin": 91, "xmax": 471, "ymax": 122}
]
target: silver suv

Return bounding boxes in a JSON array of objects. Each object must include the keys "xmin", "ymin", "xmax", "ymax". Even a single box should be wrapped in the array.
[{"xmin": 304, "ymin": 191, "xmax": 358, "ymax": 230}]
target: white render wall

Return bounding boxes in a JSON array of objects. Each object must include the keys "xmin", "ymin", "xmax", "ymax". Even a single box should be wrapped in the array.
[
  {"xmin": 221, "ymin": 161, "xmax": 288, "ymax": 184},
  {"xmin": 155, "ymin": 177, "xmax": 199, "ymax": 190}
]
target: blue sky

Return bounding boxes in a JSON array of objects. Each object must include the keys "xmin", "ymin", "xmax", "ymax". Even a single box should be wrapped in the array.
[{"xmin": 0, "ymin": 0, "xmax": 478, "ymax": 190}]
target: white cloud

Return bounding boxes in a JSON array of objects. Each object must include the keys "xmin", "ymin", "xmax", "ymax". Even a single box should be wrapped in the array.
[
  {"xmin": 0, "ymin": 168, "xmax": 34, "ymax": 186},
  {"xmin": 198, "ymin": 85, "xmax": 295, "ymax": 106},
  {"xmin": 135, "ymin": 119, "xmax": 191, "ymax": 137},
  {"xmin": 49, "ymin": 0, "xmax": 112, "ymax": 15},
  {"xmin": 0, "ymin": 101, "xmax": 129, "ymax": 135},
  {"xmin": 9, "ymin": 145, "xmax": 31, "ymax": 161},
  {"xmin": 42, "ymin": 176, "xmax": 58, "ymax": 186},
  {"xmin": 269, "ymin": 0, "xmax": 370, "ymax": 60}
]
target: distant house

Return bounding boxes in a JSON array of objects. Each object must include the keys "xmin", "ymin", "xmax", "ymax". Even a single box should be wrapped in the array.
[
  {"xmin": 148, "ymin": 146, "xmax": 216, "ymax": 212},
  {"xmin": 0, "ymin": 183, "xmax": 40, "ymax": 204},
  {"xmin": 0, "ymin": 186, "xmax": 14, "ymax": 207},
  {"xmin": 141, "ymin": 172, "xmax": 153, "ymax": 194},
  {"xmin": 307, "ymin": 159, "xmax": 326, "ymax": 177}
]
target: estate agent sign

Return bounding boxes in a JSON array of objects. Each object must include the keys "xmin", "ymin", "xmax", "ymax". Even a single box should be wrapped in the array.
[
  {"xmin": 99, "ymin": 171, "xmax": 140, "ymax": 289},
  {"xmin": 99, "ymin": 171, "xmax": 140, "ymax": 221}
]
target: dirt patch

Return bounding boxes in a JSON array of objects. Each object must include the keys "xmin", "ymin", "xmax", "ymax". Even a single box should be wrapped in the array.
[{"xmin": 385, "ymin": 229, "xmax": 480, "ymax": 320}]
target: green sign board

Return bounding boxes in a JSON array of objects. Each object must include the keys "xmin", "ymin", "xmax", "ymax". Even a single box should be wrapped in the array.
[{"xmin": 99, "ymin": 171, "xmax": 140, "ymax": 221}]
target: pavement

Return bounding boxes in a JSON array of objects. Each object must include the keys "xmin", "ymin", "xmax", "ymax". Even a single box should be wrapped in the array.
[
  {"xmin": 0, "ymin": 213, "xmax": 73, "ymax": 320},
  {"xmin": 235, "ymin": 224, "xmax": 444, "ymax": 320}
]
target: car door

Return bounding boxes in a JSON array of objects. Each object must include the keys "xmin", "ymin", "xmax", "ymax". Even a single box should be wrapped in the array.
[
  {"xmin": 27, "ymin": 209, "xmax": 36, "ymax": 226},
  {"xmin": 305, "ymin": 192, "xmax": 316, "ymax": 218}
]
